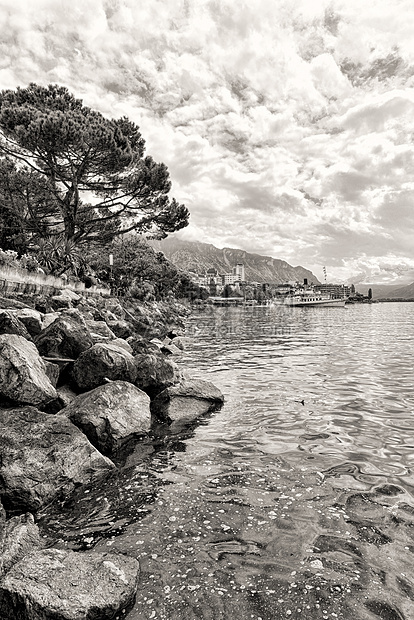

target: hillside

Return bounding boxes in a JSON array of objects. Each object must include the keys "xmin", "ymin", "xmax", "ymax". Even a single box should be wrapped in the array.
[
  {"xmin": 357, "ymin": 283, "xmax": 414, "ymax": 300},
  {"xmin": 149, "ymin": 238, "xmax": 320, "ymax": 284}
]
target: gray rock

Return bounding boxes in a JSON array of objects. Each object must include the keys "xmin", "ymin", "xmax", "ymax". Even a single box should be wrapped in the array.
[
  {"xmin": 107, "ymin": 319, "xmax": 134, "ymax": 339},
  {"xmin": 41, "ymin": 312, "xmax": 60, "ymax": 330},
  {"xmin": 34, "ymin": 314, "xmax": 94, "ymax": 360},
  {"xmin": 0, "ymin": 513, "xmax": 43, "ymax": 578},
  {"xmin": 43, "ymin": 361, "xmax": 60, "ymax": 388},
  {"xmin": 72, "ymin": 342, "xmax": 136, "ymax": 390},
  {"xmin": 0, "ymin": 296, "xmax": 28, "ymax": 310},
  {"xmin": 0, "ymin": 499, "xmax": 5, "ymax": 549},
  {"xmin": 49, "ymin": 289, "xmax": 81, "ymax": 310},
  {"xmin": 151, "ymin": 378, "xmax": 224, "ymax": 422},
  {"xmin": 110, "ymin": 338, "xmax": 133, "ymax": 353},
  {"xmin": 0, "ymin": 310, "xmax": 32, "ymax": 341},
  {"xmin": 170, "ymin": 336, "xmax": 189, "ymax": 350},
  {"xmin": 0, "ymin": 335, "xmax": 57, "ymax": 406},
  {"xmin": 0, "ymin": 548, "xmax": 139, "ymax": 620},
  {"xmin": 160, "ymin": 343, "xmax": 182, "ymax": 356},
  {"xmin": 56, "ymin": 385, "xmax": 78, "ymax": 407},
  {"xmin": 9, "ymin": 308, "xmax": 43, "ymax": 337},
  {"xmin": 63, "ymin": 381, "xmax": 151, "ymax": 454},
  {"xmin": 85, "ymin": 320, "xmax": 116, "ymax": 343},
  {"xmin": 0, "ymin": 406, "xmax": 115, "ymax": 512},
  {"xmin": 133, "ymin": 351, "xmax": 181, "ymax": 398},
  {"xmin": 103, "ymin": 299, "xmax": 125, "ymax": 318},
  {"xmin": 127, "ymin": 335, "xmax": 159, "ymax": 356}
]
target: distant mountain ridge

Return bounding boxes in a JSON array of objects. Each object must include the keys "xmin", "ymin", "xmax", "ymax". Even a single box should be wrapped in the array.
[
  {"xmin": 358, "ymin": 282, "xmax": 414, "ymax": 300},
  {"xmin": 149, "ymin": 238, "xmax": 320, "ymax": 284}
]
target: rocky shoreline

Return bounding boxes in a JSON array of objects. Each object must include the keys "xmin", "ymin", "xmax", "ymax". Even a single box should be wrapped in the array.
[{"xmin": 0, "ymin": 289, "xmax": 224, "ymax": 619}]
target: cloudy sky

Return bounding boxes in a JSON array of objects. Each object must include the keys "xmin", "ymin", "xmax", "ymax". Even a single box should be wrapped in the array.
[{"xmin": 1, "ymin": 0, "xmax": 414, "ymax": 283}]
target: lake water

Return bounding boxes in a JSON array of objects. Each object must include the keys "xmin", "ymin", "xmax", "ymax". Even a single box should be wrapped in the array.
[{"xmin": 40, "ymin": 302, "xmax": 414, "ymax": 620}]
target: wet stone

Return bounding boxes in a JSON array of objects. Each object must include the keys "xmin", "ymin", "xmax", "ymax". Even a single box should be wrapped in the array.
[
  {"xmin": 345, "ymin": 493, "xmax": 392, "ymax": 523},
  {"xmin": 396, "ymin": 576, "xmax": 414, "ymax": 602},
  {"xmin": 350, "ymin": 521, "xmax": 392, "ymax": 546},
  {"xmin": 0, "ymin": 548, "xmax": 140, "ymax": 620},
  {"xmin": 374, "ymin": 485, "xmax": 405, "ymax": 497},
  {"xmin": 313, "ymin": 534, "xmax": 363, "ymax": 557},
  {"xmin": 364, "ymin": 599, "xmax": 405, "ymax": 620},
  {"xmin": 300, "ymin": 433, "xmax": 330, "ymax": 441}
]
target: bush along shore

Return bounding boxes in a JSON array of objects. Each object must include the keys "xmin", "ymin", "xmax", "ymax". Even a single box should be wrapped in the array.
[{"xmin": 0, "ymin": 288, "xmax": 224, "ymax": 620}]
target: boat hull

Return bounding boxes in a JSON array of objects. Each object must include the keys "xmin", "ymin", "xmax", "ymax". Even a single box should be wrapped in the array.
[{"xmin": 284, "ymin": 297, "xmax": 346, "ymax": 308}]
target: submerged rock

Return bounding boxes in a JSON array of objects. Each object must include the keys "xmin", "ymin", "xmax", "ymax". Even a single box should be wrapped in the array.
[
  {"xmin": 151, "ymin": 378, "xmax": 224, "ymax": 422},
  {"xmin": 0, "ymin": 406, "xmax": 115, "ymax": 512},
  {"xmin": 63, "ymin": 381, "xmax": 151, "ymax": 455},
  {"xmin": 0, "ymin": 548, "xmax": 140, "ymax": 620},
  {"xmin": 72, "ymin": 342, "xmax": 136, "ymax": 390},
  {"xmin": 0, "ymin": 335, "xmax": 57, "ymax": 406}
]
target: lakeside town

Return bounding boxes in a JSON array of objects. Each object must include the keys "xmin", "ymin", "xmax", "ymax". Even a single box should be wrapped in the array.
[{"xmin": 187, "ymin": 262, "xmax": 367, "ymax": 305}]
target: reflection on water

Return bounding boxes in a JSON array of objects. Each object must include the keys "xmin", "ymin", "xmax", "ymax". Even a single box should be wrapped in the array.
[{"xmin": 39, "ymin": 303, "xmax": 414, "ymax": 619}]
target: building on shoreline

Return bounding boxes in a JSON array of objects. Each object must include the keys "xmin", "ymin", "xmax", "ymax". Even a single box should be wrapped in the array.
[{"xmin": 188, "ymin": 266, "xmax": 351, "ymax": 302}]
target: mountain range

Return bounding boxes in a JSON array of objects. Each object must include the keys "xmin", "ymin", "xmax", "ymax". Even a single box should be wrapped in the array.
[
  {"xmin": 149, "ymin": 238, "xmax": 320, "ymax": 285},
  {"xmin": 357, "ymin": 282, "xmax": 414, "ymax": 300}
]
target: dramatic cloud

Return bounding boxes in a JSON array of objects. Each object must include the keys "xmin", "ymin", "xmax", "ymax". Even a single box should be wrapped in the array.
[{"xmin": 1, "ymin": 0, "xmax": 414, "ymax": 282}]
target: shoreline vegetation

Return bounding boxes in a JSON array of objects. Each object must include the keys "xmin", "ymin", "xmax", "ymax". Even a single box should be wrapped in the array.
[{"xmin": 0, "ymin": 284, "xmax": 224, "ymax": 619}]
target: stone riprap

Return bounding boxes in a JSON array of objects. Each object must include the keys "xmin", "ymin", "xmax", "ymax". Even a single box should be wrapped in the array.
[
  {"xmin": 0, "ymin": 335, "xmax": 57, "ymax": 406},
  {"xmin": 151, "ymin": 378, "xmax": 225, "ymax": 422},
  {"xmin": 0, "ymin": 290, "xmax": 222, "ymax": 619},
  {"xmin": 63, "ymin": 381, "xmax": 151, "ymax": 454},
  {"xmin": 0, "ymin": 406, "xmax": 115, "ymax": 512},
  {"xmin": 0, "ymin": 549, "xmax": 140, "ymax": 620}
]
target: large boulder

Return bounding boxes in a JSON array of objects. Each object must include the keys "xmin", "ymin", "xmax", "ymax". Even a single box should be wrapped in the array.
[
  {"xmin": 63, "ymin": 381, "xmax": 151, "ymax": 455},
  {"xmin": 0, "ymin": 548, "xmax": 140, "ymax": 620},
  {"xmin": 103, "ymin": 298, "xmax": 125, "ymax": 318},
  {"xmin": 0, "ymin": 296, "xmax": 28, "ymax": 310},
  {"xmin": 127, "ymin": 335, "xmax": 160, "ymax": 356},
  {"xmin": 107, "ymin": 319, "xmax": 135, "ymax": 340},
  {"xmin": 49, "ymin": 289, "xmax": 81, "ymax": 311},
  {"xmin": 0, "ymin": 406, "xmax": 115, "ymax": 512},
  {"xmin": 0, "ymin": 310, "xmax": 32, "ymax": 341},
  {"xmin": 34, "ymin": 314, "xmax": 94, "ymax": 360},
  {"xmin": 9, "ymin": 308, "xmax": 43, "ymax": 337},
  {"xmin": 0, "ymin": 335, "xmax": 57, "ymax": 406},
  {"xmin": 72, "ymin": 342, "xmax": 136, "ymax": 391},
  {"xmin": 110, "ymin": 338, "xmax": 133, "ymax": 354},
  {"xmin": 41, "ymin": 312, "xmax": 60, "ymax": 330},
  {"xmin": 85, "ymin": 320, "xmax": 117, "ymax": 343},
  {"xmin": 133, "ymin": 351, "xmax": 181, "ymax": 398},
  {"xmin": 151, "ymin": 378, "xmax": 225, "ymax": 422},
  {"xmin": 0, "ymin": 513, "xmax": 43, "ymax": 579}
]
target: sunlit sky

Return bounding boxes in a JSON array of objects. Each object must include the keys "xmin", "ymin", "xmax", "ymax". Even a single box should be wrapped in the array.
[{"xmin": 1, "ymin": 0, "xmax": 414, "ymax": 283}]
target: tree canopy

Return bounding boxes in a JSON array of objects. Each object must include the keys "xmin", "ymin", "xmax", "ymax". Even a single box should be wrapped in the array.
[
  {"xmin": 86, "ymin": 235, "xmax": 208, "ymax": 301},
  {"xmin": 0, "ymin": 83, "xmax": 189, "ymax": 247}
]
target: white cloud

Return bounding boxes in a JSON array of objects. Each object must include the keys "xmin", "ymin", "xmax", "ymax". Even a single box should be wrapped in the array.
[{"xmin": 1, "ymin": 0, "xmax": 414, "ymax": 281}]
